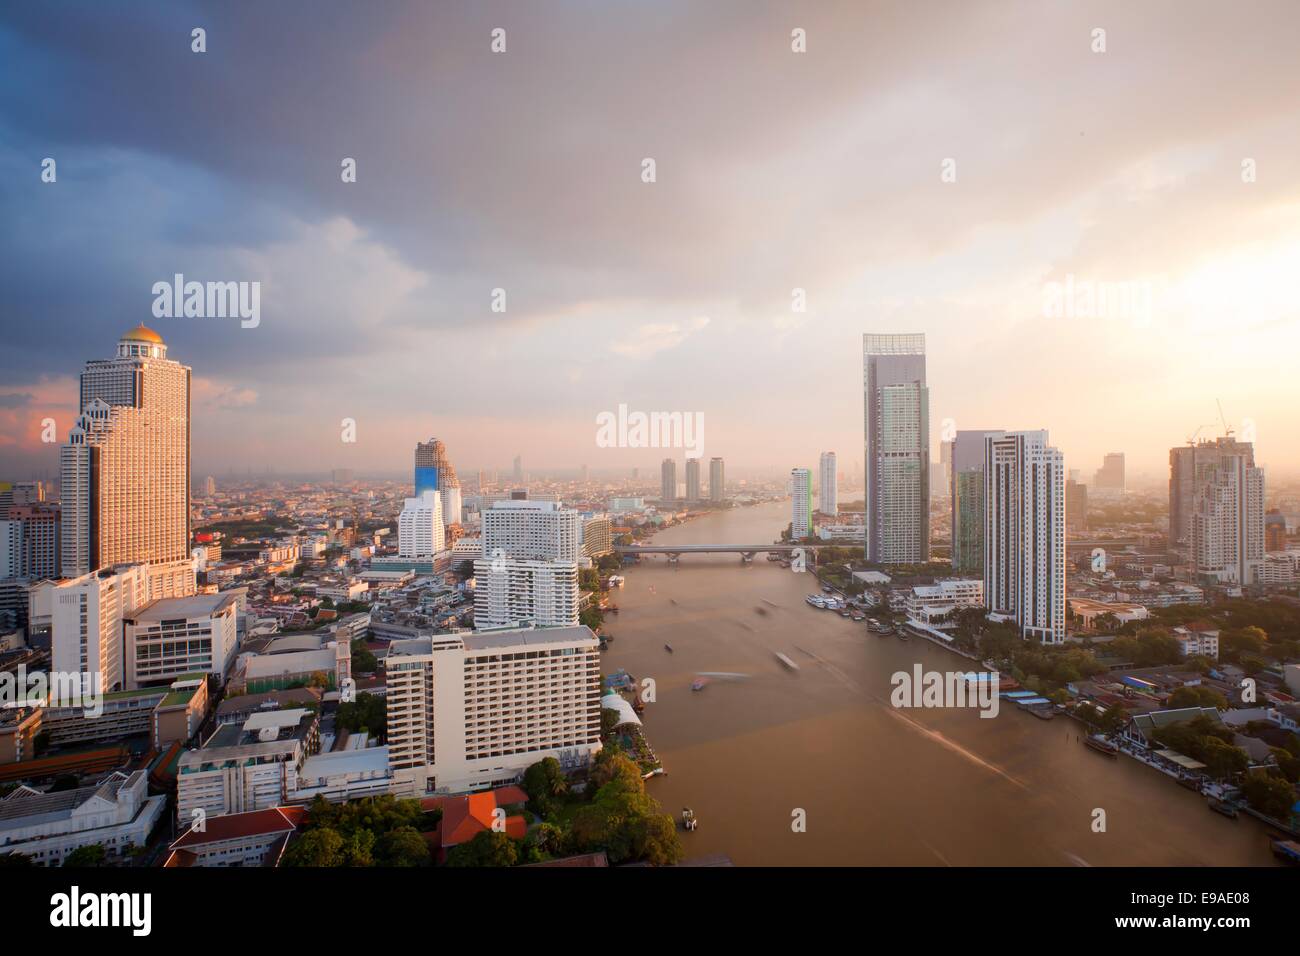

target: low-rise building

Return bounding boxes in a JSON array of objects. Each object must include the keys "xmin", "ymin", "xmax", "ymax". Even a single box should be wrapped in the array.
[
  {"xmin": 1172, "ymin": 623, "xmax": 1220, "ymax": 660},
  {"xmin": 164, "ymin": 805, "xmax": 306, "ymax": 868}
]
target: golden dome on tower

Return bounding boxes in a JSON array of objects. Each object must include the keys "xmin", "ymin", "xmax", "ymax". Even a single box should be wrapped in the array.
[{"xmin": 121, "ymin": 323, "xmax": 165, "ymax": 344}]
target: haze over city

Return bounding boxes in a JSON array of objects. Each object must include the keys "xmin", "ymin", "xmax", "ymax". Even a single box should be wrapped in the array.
[{"xmin": 3, "ymin": 0, "xmax": 1299, "ymax": 481}]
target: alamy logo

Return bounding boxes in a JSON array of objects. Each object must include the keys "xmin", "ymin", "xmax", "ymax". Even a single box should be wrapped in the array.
[
  {"xmin": 0, "ymin": 666, "xmax": 102, "ymax": 718},
  {"xmin": 890, "ymin": 665, "xmax": 1000, "ymax": 718},
  {"xmin": 49, "ymin": 887, "xmax": 151, "ymax": 936},
  {"xmin": 151, "ymin": 274, "xmax": 260, "ymax": 328},
  {"xmin": 594, "ymin": 404, "xmax": 704, "ymax": 458}
]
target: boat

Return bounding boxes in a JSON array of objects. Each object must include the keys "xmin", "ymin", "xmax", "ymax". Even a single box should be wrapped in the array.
[
  {"xmin": 664, "ymin": 643, "xmax": 673, "ymax": 653},
  {"xmin": 897, "ymin": 631, "xmax": 910, "ymax": 641},
  {"xmin": 822, "ymin": 586, "xmax": 832, "ymax": 594},
  {"xmin": 1207, "ymin": 798, "xmax": 1238, "ymax": 819},
  {"xmin": 774, "ymin": 652, "xmax": 799, "ymax": 671},
  {"xmin": 691, "ymin": 678, "xmax": 708, "ymax": 691},
  {"xmin": 1272, "ymin": 838, "xmax": 1300, "ymax": 865},
  {"xmin": 1178, "ymin": 776, "xmax": 1203, "ymax": 793},
  {"xmin": 1083, "ymin": 735, "xmax": 1119, "ymax": 757},
  {"xmin": 681, "ymin": 807, "xmax": 698, "ymax": 831}
]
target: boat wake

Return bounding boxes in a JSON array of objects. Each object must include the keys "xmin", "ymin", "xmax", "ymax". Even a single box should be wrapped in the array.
[{"xmin": 880, "ymin": 705, "xmax": 1028, "ymax": 792}]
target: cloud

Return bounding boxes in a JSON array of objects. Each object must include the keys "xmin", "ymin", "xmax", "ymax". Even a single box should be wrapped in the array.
[{"xmin": 610, "ymin": 316, "xmax": 711, "ymax": 359}]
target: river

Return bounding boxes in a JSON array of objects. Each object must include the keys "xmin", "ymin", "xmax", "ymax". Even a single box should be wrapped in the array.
[{"xmin": 602, "ymin": 500, "xmax": 1280, "ymax": 866}]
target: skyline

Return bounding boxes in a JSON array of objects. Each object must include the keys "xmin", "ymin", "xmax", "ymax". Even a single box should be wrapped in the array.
[{"xmin": 4, "ymin": 1, "xmax": 1299, "ymax": 482}]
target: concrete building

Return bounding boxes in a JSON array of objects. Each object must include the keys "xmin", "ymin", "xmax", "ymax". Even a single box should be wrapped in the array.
[
  {"xmin": 124, "ymin": 592, "xmax": 239, "ymax": 688},
  {"xmin": 983, "ymin": 430, "xmax": 1066, "ymax": 644},
  {"xmin": 0, "ymin": 770, "xmax": 166, "ymax": 866},
  {"xmin": 1094, "ymin": 452, "xmax": 1125, "ymax": 494},
  {"xmin": 1169, "ymin": 437, "xmax": 1263, "ymax": 563},
  {"xmin": 384, "ymin": 624, "xmax": 602, "ymax": 795},
  {"xmin": 863, "ymin": 333, "xmax": 929, "ymax": 563},
  {"xmin": 581, "ymin": 516, "xmax": 613, "ymax": 558},
  {"xmin": 1175, "ymin": 439, "xmax": 1266, "ymax": 586},
  {"xmin": 60, "ymin": 326, "xmax": 192, "ymax": 580},
  {"xmin": 473, "ymin": 558, "xmax": 579, "ymax": 629},
  {"xmin": 177, "ymin": 708, "xmax": 320, "ymax": 821},
  {"xmin": 0, "ymin": 504, "xmax": 60, "ymax": 580},
  {"xmin": 1172, "ymin": 624, "xmax": 1220, "ymax": 660},
  {"xmin": 790, "ymin": 467, "xmax": 813, "ymax": 540},
  {"xmin": 819, "ymin": 451, "xmax": 838, "ymax": 516},
  {"xmin": 164, "ymin": 805, "xmax": 306, "ymax": 868},
  {"xmin": 904, "ymin": 579, "xmax": 984, "ymax": 622},
  {"xmin": 481, "ymin": 500, "xmax": 580, "ymax": 563},
  {"xmin": 398, "ymin": 491, "xmax": 445, "ymax": 559},
  {"xmin": 1065, "ymin": 478, "xmax": 1088, "ymax": 532}
]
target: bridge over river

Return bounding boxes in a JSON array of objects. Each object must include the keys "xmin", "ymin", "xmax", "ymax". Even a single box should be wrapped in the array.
[{"xmin": 614, "ymin": 543, "xmax": 838, "ymax": 563}]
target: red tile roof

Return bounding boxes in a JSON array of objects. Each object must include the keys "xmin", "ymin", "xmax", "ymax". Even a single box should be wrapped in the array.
[
  {"xmin": 170, "ymin": 806, "xmax": 307, "ymax": 849},
  {"xmin": 424, "ymin": 787, "xmax": 528, "ymax": 848}
]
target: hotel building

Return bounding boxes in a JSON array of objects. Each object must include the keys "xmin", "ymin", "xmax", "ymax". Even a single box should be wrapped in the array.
[{"xmin": 384, "ymin": 624, "xmax": 602, "ymax": 795}]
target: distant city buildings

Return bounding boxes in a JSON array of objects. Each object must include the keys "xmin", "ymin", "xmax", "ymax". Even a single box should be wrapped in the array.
[
  {"xmin": 0, "ymin": 504, "xmax": 60, "ymax": 579},
  {"xmin": 385, "ymin": 624, "xmax": 602, "ymax": 795},
  {"xmin": 1094, "ymin": 452, "xmax": 1126, "ymax": 495},
  {"xmin": 983, "ymin": 430, "xmax": 1066, "ymax": 644},
  {"xmin": 791, "ymin": 467, "xmax": 812, "ymax": 539},
  {"xmin": 709, "ymin": 457, "xmax": 726, "ymax": 502},
  {"xmin": 819, "ymin": 451, "xmax": 838, "ymax": 515},
  {"xmin": 1065, "ymin": 478, "xmax": 1089, "ymax": 532},
  {"xmin": 661, "ymin": 459, "xmax": 677, "ymax": 502},
  {"xmin": 414, "ymin": 437, "xmax": 462, "ymax": 533},
  {"xmin": 685, "ymin": 458, "xmax": 701, "ymax": 501},
  {"xmin": 863, "ymin": 333, "xmax": 929, "ymax": 563}
]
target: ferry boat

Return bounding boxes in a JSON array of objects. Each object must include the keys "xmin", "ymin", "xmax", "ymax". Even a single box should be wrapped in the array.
[
  {"xmin": 1272, "ymin": 838, "xmax": 1300, "ymax": 865},
  {"xmin": 681, "ymin": 807, "xmax": 698, "ymax": 831},
  {"xmin": 1207, "ymin": 797, "xmax": 1238, "ymax": 819},
  {"xmin": 1083, "ymin": 735, "xmax": 1119, "ymax": 757},
  {"xmin": 774, "ymin": 652, "xmax": 799, "ymax": 671},
  {"xmin": 664, "ymin": 643, "xmax": 673, "ymax": 653}
]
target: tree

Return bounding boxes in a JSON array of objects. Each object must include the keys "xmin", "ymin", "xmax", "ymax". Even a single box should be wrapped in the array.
[
  {"xmin": 445, "ymin": 830, "xmax": 518, "ymax": 867},
  {"xmin": 522, "ymin": 757, "xmax": 569, "ymax": 818},
  {"xmin": 579, "ymin": 606, "xmax": 604, "ymax": 631},
  {"xmin": 375, "ymin": 826, "xmax": 430, "ymax": 867},
  {"xmin": 1167, "ymin": 686, "xmax": 1228, "ymax": 711},
  {"xmin": 1198, "ymin": 736, "xmax": 1249, "ymax": 781},
  {"xmin": 0, "ymin": 852, "xmax": 35, "ymax": 867},
  {"xmin": 282, "ymin": 828, "xmax": 345, "ymax": 867},
  {"xmin": 350, "ymin": 639, "xmax": 378, "ymax": 673},
  {"xmin": 337, "ymin": 693, "xmax": 387, "ymax": 740},
  {"xmin": 1240, "ymin": 772, "xmax": 1297, "ymax": 820},
  {"xmin": 62, "ymin": 844, "xmax": 107, "ymax": 867}
]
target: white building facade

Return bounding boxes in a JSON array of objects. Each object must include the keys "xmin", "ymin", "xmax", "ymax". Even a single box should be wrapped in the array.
[{"xmin": 398, "ymin": 491, "xmax": 445, "ymax": 559}]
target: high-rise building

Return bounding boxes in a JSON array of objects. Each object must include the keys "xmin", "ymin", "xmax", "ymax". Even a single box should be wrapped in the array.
[
  {"xmin": 1175, "ymin": 439, "xmax": 1265, "ymax": 586},
  {"xmin": 1094, "ymin": 452, "xmax": 1125, "ymax": 494},
  {"xmin": 685, "ymin": 458, "xmax": 701, "ymax": 502},
  {"xmin": 818, "ymin": 452, "xmax": 838, "ymax": 515},
  {"xmin": 661, "ymin": 459, "xmax": 677, "ymax": 502},
  {"xmin": 481, "ymin": 500, "xmax": 580, "ymax": 563},
  {"xmin": 581, "ymin": 516, "xmax": 613, "ymax": 558},
  {"xmin": 863, "ymin": 333, "xmax": 929, "ymax": 563},
  {"xmin": 512, "ymin": 455, "xmax": 524, "ymax": 484},
  {"xmin": 398, "ymin": 491, "xmax": 446, "ymax": 558},
  {"xmin": 950, "ymin": 430, "xmax": 1001, "ymax": 575},
  {"xmin": 0, "ymin": 504, "xmax": 60, "ymax": 580},
  {"xmin": 709, "ymin": 457, "xmax": 725, "ymax": 502},
  {"xmin": 384, "ymin": 625, "xmax": 602, "ymax": 795},
  {"xmin": 414, "ymin": 438, "xmax": 462, "ymax": 535},
  {"xmin": 983, "ymin": 430, "xmax": 1066, "ymax": 644},
  {"xmin": 50, "ymin": 564, "xmax": 149, "ymax": 694},
  {"xmin": 1065, "ymin": 479, "xmax": 1089, "ymax": 532},
  {"xmin": 1169, "ymin": 438, "xmax": 1264, "ymax": 569},
  {"xmin": 1265, "ymin": 510, "xmax": 1287, "ymax": 552},
  {"xmin": 791, "ymin": 467, "xmax": 813, "ymax": 539},
  {"xmin": 60, "ymin": 326, "xmax": 192, "ymax": 582},
  {"xmin": 473, "ymin": 557, "xmax": 579, "ymax": 629},
  {"xmin": 203, "ymin": 475, "xmax": 216, "ymax": 497}
]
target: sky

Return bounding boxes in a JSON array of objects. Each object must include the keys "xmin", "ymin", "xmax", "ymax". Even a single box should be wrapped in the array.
[{"xmin": 2, "ymin": 0, "xmax": 1298, "ymax": 486}]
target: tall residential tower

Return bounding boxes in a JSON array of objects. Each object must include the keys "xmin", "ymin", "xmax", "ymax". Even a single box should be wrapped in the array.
[{"xmin": 863, "ymin": 333, "xmax": 929, "ymax": 563}]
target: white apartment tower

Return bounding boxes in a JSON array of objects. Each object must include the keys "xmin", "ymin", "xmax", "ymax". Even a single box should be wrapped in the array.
[
  {"xmin": 661, "ymin": 459, "xmax": 677, "ymax": 502},
  {"xmin": 819, "ymin": 451, "xmax": 838, "ymax": 516},
  {"xmin": 60, "ymin": 326, "xmax": 192, "ymax": 581},
  {"xmin": 384, "ymin": 625, "xmax": 603, "ymax": 795},
  {"xmin": 473, "ymin": 558, "xmax": 579, "ymax": 629},
  {"xmin": 983, "ymin": 430, "xmax": 1066, "ymax": 645},
  {"xmin": 398, "ymin": 491, "xmax": 445, "ymax": 558},
  {"xmin": 1191, "ymin": 448, "xmax": 1265, "ymax": 586},
  {"xmin": 863, "ymin": 333, "xmax": 929, "ymax": 563},
  {"xmin": 480, "ymin": 500, "xmax": 580, "ymax": 563}
]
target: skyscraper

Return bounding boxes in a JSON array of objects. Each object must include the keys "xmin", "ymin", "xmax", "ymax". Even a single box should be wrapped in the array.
[
  {"xmin": 1094, "ymin": 452, "xmax": 1125, "ymax": 494},
  {"xmin": 709, "ymin": 457, "xmax": 725, "ymax": 502},
  {"xmin": 1065, "ymin": 479, "xmax": 1089, "ymax": 532},
  {"xmin": 951, "ymin": 429, "xmax": 1001, "ymax": 574},
  {"xmin": 661, "ymin": 459, "xmax": 677, "ymax": 502},
  {"xmin": 863, "ymin": 333, "xmax": 929, "ymax": 563},
  {"xmin": 481, "ymin": 500, "xmax": 581, "ymax": 563},
  {"xmin": 791, "ymin": 467, "xmax": 813, "ymax": 539},
  {"xmin": 685, "ymin": 458, "xmax": 701, "ymax": 502},
  {"xmin": 1170, "ymin": 438, "xmax": 1265, "ymax": 585},
  {"xmin": 818, "ymin": 452, "xmax": 838, "ymax": 516},
  {"xmin": 60, "ymin": 326, "xmax": 192, "ymax": 581},
  {"xmin": 513, "ymin": 454, "xmax": 524, "ymax": 485},
  {"xmin": 414, "ymin": 438, "xmax": 462, "ymax": 532},
  {"xmin": 983, "ymin": 430, "xmax": 1066, "ymax": 644}
]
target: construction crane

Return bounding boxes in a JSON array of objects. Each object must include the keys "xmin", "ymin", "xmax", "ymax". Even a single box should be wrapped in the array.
[{"xmin": 1216, "ymin": 399, "xmax": 1234, "ymax": 439}]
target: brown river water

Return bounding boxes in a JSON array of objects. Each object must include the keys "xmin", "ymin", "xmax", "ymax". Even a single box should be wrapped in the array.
[{"xmin": 602, "ymin": 500, "xmax": 1281, "ymax": 866}]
